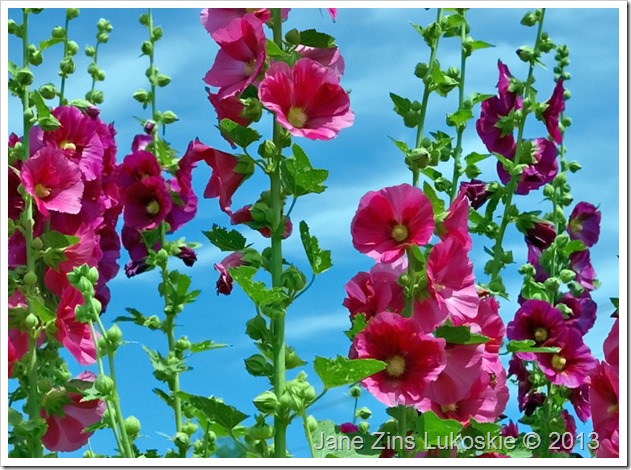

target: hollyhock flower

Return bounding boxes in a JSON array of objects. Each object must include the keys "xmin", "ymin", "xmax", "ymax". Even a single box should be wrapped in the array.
[
  {"xmin": 131, "ymin": 134, "xmax": 152, "ymax": 153},
  {"xmin": 200, "ymin": 148, "xmax": 250, "ymax": 214},
  {"xmin": 231, "ymin": 205, "xmax": 293, "ymax": 239},
  {"xmin": 476, "ymin": 61, "xmax": 522, "ymax": 158},
  {"xmin": 459, "ymin": 179, "xmax": 491, "ymax": 210},
  {"xmin": 201, "ymin": 8, "xmax": 271, "ymax": 39},
  {"xmin": 327, "ymin": 8, "xmax": 338, "ymax": 20},
  {"xmin": 478, "ymin": 453, "xmax": 510, "ymax": 458},
  {"xmin": 501, "ymin": 420, "xmax": 519, "ymax": 438},
  {"xmin": 8, "ymin": 338, "xmax": 17, "ymax": 378},
  {"xmin": 204, "ymin": 15, "xmax": 266, "ymax": 99},
  {"xmin": 436, "ymin": 190, "xmax": 472, "ymax": 251},
  {"xmin": 117, "ymin": 149, "xmax": 162, "ymax": 188},
  {"xmin": 122, "ymin": 176, "xmax": 172, "ymax": 231},
  {"xmin": 506, "ymin": 299, "xmax": 567, "ymax": 361},
  {"xmin": 597, "ymin": 430, "xmax": 619, "ymax": 458},
  {"xmin": 524, "ymin": 221, "xmax": 556, "ymax": 250},
  {"xmin": 567, "ymin": 202, "xmax": 601, "ymax": 247},
  {"xmin": 343, "ymin": 263, "xmax": 405, "ymax": 322},
  {"xmin": 569, "ymin": 382, "xmax": 591, "ymax": 422},
  {"xmin": 214, "ymin": 251, "xmax": 244, "ymax": 295},
  {"xmin": 559, "ymin": 292, "xmax": 597, "ymax": 335},
  {"xmin": 520, "ymin": 390, "xmax": 545, "ymax": 416},
  {"xmin": 350, "ymin": 184, "xmax": 434, "ymax": 263},
  {"xmin": 9, "ymin": 161, "xmax": 25, "ymax": 220},
  {"xmin": 177, "ymin": 246, "xmax": 197, "ymax": 267},
  {"xmin": 589, "ymin": 361, "xmax": 618, "ymax": 441},
  {"xmin": 526, "ymin": 240, "xmax": 548, "ymax": 282},
  {"xmin": 339, "ymin": 422, "xmax": 358, "ymax": 434},
  {"xmin": 165, "ymin": 143, "xmax": 200, "ymax": 233},
  {"xmin": 536, "ymin": 328, "xmax": 597, "ymax": 388},
  {"xmin": 259, "ymin": 58, "xmax": 354, "ymax": 140},
  {"xmin": 542, "ymin": 79, "xmax": 565, "ymax": 144},
  {"xmin": 350, "ymin": 312, "xmax": 446, "ymax": 407},
  {"xmin": 258, "ymin": 218, "xmax": 294, "ymax": 239},
  {"xmin": 569, "ymin": 250, "xmax": 597, "ymax": 291},
  {"xmin": 21, "ymin": 147, "xmax": 84, "ymax": 216},
  {"xmin": 508, "ymin": 354, "xmax": 529, "ymax": 382},
  {"xmin": 295, "ymin": 45, "xmax": 345, "ymax": 79},
  {"xmin": 604, "ymin": 319, "xmax": 619, "ymax": 366},
  {"xmin": 207, "ymin": 91, "xmax": 253, "ymax": 128},
  {"xmin": 55, "ymin": 287, "xmax": 96, "ymax": 366},
  {"xmin": 41, "ymin": 372, "xmax": 106, "ymax": 452},
  {"xmin": 497, "ymin": 138, "xmax": 558, "ymax": 195},
  {"xmin": 96, "ymin": 225, "xmax": 121, "ymax": 284}
]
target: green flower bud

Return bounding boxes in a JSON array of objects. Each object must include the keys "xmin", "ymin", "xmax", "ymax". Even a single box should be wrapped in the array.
[
  {"xmin": 258, "ymin": 140, "xmax": 277, "ymax": 160},
  {"xmin": 175, "ymin": 336, "xmax": 191, "ymax": 352},
  {"xmin": 106, "ymin": 324, "xmax": 123, "ymax": 346},
  {"xmin": 67, "ymin": 40, "xmax": 79, "ymax": 56},
  {"xmin": 95, "ymin": 374, "xmax": 115, "ymax": 396},
  {"xmin": 518, "ymin": 263, "xmax": 536, "ymax": 277},
  {"xmin": 85, "ymin": 45, "xmax": 96, "ymax": 57},
  {"xmin": 245, "ymin": 354, "xmax": 269, "ymax": 377},
  {"xmin": 516, "ymin": 46, "xmax": 535, "ymax": 62},
  {"xmin": 161, "ymin": 110, "xmax": 178, "ymax": 124},
  {"xmin": 8, "ymin": 20, "xmax": 22, "ymax": 37},
  {"xmin": 52, "ymin": 26, "xmax": 66, "ymax": 38},
  {"xmin": 145, "ymin": 315, "xmax": 161, "ymax": 330},
  {"xmin": 156, "ymin": 74, "xmax": 171, "ymax": 87},
  {"xmin": 543, "ymin": 184, "xmax": 555, "ymax": 198},
  {"xmin": 414, "ymin": 62, "xmax": 428, "ymax": 79},
  {"xmin": 86, "ymin": 267, "xmax": 99, "ymax": 285},
  {"xmin": 280, "ymin": 266, "xmax": 307, "ymax": 292},
  {"xmin": 29, "ymin": 50, "xmax": 43, "ymax": 66},
  {"xmin": 96, "ymin": 32, "xmax": 109, "ymax": 43},
  {"xmin": 66, "ymin": 8, "xmax": 80, "ymax": 20},
  {"xmin": 38, "ymin": 115, "xmax": 61, "ymax": 131},
  {"xmin": 124, "ymin": 415, "xmax": 141, "ymax": 437},
  {"xmin": 133, "ymin": 89, "xmax": 149, "ymax": 104},
  {"xmin": 558, "ymin": 269, "xmax": 576, "ymax": 284},
  {"xmin": 285, "ymin": 348, "xmax": 305, "ymax": 370},
  {"xmin": 141, "ymin": 40, "xmax": 153, "ymax": 56},
  {"xmin": 249, "ymin": 422, "xmax": 274, "ymax": 441},
  {"xmin": 90, "ymin": 90, "xmax": 104, "ymax": 105},
  {"xmin": 59, "ymin": 57, "xmax": 75, "ymax": 75},
  {"xmin": 285, "ymin": 28, "xmax": 301, "ymax": 45},
  {"xmin": 358, "ymin": 421, "xmax": 370, "ymax": 433},
  {"xmin": 83, "ymin": 450, "xmax": 96, "ymax": 458},
  {"xmin": 555, "ymin": 302, "xmax": 573, "ymax": 318},
  {"xmin": 465, "ymin": 164, "xmax": 481, "ymax": 179},
  {"xmin": 349, "ymin": 385, "xmax": 361, "ymax": 398},
  {"xmin": 241, "ymin": 97, "xmax": 263, "ymax": 122},
  {"xmin": 38, "ymin": 83, "xmax": 57, "ymax": 100},
  {"xmin": 521, "ymin": 11, "xmax": 538, "ymax": 26},
  {"xmin": 355, "ymin": 407, "xmax": 372, "ymax": 420},
  {"xmin": 434, "ymin": 177, "xmax": 451, "ymax": 192},
  {"xmin": 89, "ymin": 297, "xmax": 102, "ymax": 316},
  {"xmin": 76, "ymin": 276, "xmax": 95, "ymax": 297},
  {"xmin": 38, "ymin": 377, "xmax": 53, "ymax": 394},
  {"xmin": 193, "ymin": 440, "xmax": 205, "ymax": 454},
  {"xmin": 182, "ymin": 421, "xmax": 198, "ymax": 436},
  {"xmin": 151, "ymin": 26, "xmax": 163, "ymax": 41},
  {"xmin": 24, "ymin": 271, "xmax": 38, "ymax": 287},
  {"xmin": 139, "ymin": 13, "xmax": 150, "ymax": 26},
  {"xmin": 568, "ymin": 160, "xmax": 581, "ymax": 173},
  {"xmin": 16, "ymin": 68, "xmax": 34, "ymax": 86},
  {"xmin": 403, "ymin": 110, "xmax": 419, "ymax": 128},
  {"xmin": 543, "ymin": 277, "xmax": 561, "ymax": 292},
  {"xmin": 563, "ymin": 89, "xmax": 571, "ymax": 100},
  {"xmin": 97, "ymin": 18, "xmax": 112, "ymax": 32},
  {"xmin": 207, "ymin": 431, "xmax": 217, "ymax": 444},
  {"xmin": 561, "ymin": 116, "xmax": 572, "ymax": 128},
  {"xmin": 174, "ymin": 432, "xmax": 189, "ymax": 449}
]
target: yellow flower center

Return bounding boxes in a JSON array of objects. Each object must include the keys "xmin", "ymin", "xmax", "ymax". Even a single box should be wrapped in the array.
[
  {"xmin": 551, "ymin": 354, "xmax": 567, "ymax": 371},
  {"xmin": 441, "ymin": 403, "xmax": 457, "ymax": 413},
  {"xmin": 34, "ymin": 183, "xmax": 51, "ymax": 198},
  {"xmin": 607, "ymin": 403, "xmax": 618, "ymax": 414},
  {"xmin": 386, "ymin": 355, "xmax": 406, "ymax": 378},
  {"xmin": 391, "ymin": 224, "xmax": 409, "ymax": 243},
  {"xmin": 146, "ymin": 200, "xmax": 160, "ymax": 215},
  {"xmin": 244, "ymin": 59, "xmax": 256, "ymax": 77},
  {"xmin": 569, "ymin": 218, "xmax": 583, "ymax": 234},
  {"xmin": 534, "ymin": 327, "xmax": 548, "ymax": 343},
  {"xmin": 61, "ymin": 141, "xmax": 76, "ymax": 152},
  {"xmin": 287, "ymin": 106, "xmax": 308, "ymax": 128}
]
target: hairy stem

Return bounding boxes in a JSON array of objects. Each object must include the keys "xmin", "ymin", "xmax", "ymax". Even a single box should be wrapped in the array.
[{"xmin": 58, "ymin": 14, "xmax": 70, "ymax": 106}]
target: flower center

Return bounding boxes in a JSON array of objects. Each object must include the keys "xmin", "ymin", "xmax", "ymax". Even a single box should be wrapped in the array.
[
  {"xmin": 534, "ymin": 327, "xmax": 548, "ymax": 343},
  {"xmin": 607, "ymin": 403, "xmax": 618, "ymax": 414},
  {"xmin": 391, "ymin": 224, "xmax": 409, "ymax": 243},
  {"xmin": 61, "ymin": 141, "xmax": 76, "ymax": 152},
  {"xmin": 441, "ymin": 403, "xmax": 457, "ymax": 413},
  {"xmin": 244, "ymin": 59, "xmax": 256, "ymax": 77},
  {"xmin": 569, "ymin": 218, "xmax": 583, "ymax": 234},
  {"xmin": 385, "ymin": 355, "xmax": 406, "ymax": 378},
  {"xmin": 34, "ymin": 183, "xmax": 51, "ymax": 198},
  {"xmin": 146, "ymin": 200, "xmax": 160, "ymax": 215},
  {"xmin": 551, "ymin": 354, "xmax": 566, "ymax": 371},
  {"xmin": 287, "ymin": 106, "xmax": 308, "ymax": 128}
]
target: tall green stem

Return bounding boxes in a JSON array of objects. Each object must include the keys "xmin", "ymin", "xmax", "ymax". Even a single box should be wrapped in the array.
[
  {"xmin": 270, "ymin": 8, "xmax": 287, "ymax": 458},
  {"xmin": 88, "ymin": 42, "xmax": 101, "ymax": 96},
  {"xmin": 301, "ymin": 412, "xmax": 316, "ymax": 458},
  {"xmin": 58, "ymin": 15, "xmax": 70, "ymax": 106}
]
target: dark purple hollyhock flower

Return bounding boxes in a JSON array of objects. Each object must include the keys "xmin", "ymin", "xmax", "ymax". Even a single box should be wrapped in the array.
[
  {"xmin": 559, "ymin": 292, "xmax": 597, "ymax": 335},
  {"xmin": 460, "ymin": 179, "xmax": 491, "ymax": 210},
  {"xmin": 569, "ymin": 250, "xmax": 597, "ymax": 291},
  {"xmin": 542, "ymin": 79, "xmax": 566, "ymax": 144},
  {"xmin": 525, "ymin": 221, "xmax": 556, "ymax": 250},
  {"xmin": 569, "ymin": 382, "xmax": 591, "ymax": 422},
  {"xmin": 567, "ymin": 202, "xmax": 601, "ymax": 248},
  {"xmin": 497, "ymin": 138, "xmax": 558, "ymax": 195},
  {"xmin": 214, "ymin": 252, "xmax": 244, "ymax": 295},
  {"xmin": 177, "ymin": 246, "xmax": 197, "ymax": 267},
  {"xmin": 122, "ymin": 176, "xmax": 172, "ymax": 231}
]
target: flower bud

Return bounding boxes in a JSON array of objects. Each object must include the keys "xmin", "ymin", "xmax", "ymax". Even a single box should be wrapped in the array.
[
  {"xmin": 258, "ymin": 140, "xmax": 277, "ymax": 160},
  {"xmin": 543, "ymin": 184, "xmax": 555, "ymax": 198},
  {"xmin": 66, "ymin": 8, "xmax": 80, "ymax": 20},
  {"xmin": 175, "ymin": 336, "xmax": 191, "ymax": 351},
  {"xmin": 355, "ymin": 407, "xmax": 372, "ymax": 420},
  {"xmin": 520, "ymin": 11, "xmax": 538, "ymax": 26},
  {"xmin": 516, "ymin": 46, "xmax": 535, "ymax": 62},
  {"xmin": 8, "ymin": 20, "xmax": 22, "ymax": 37},
  {"xmin": 97, "ymin": 18, "xmax": 112, "ymax": 32},
  {"xmin": 141, "ymin": 40, "xmax": 153, "ymax": 56},
  {"xmin": 95, "ymin": 374, "xmax": 115, "ymax": 396},
  {"xmin": 161, "ymin": 110, "xmax": 178, "ymax": 124},
  {"xmin": 245, "ymin": 354, "xmax": 269, "ymax": 377},
  {"xmin": 29, "ymin": 49, "xmax": 43, "ymax": 66},
  {"xmin": 173, "ymin": 432, "xmax": 189, "ymax": 449},
  {"xmin": 285, "ymin": 348, "xmax": 305, "ymax": 370},
  {"xmin": 518, "ymin": 263, "xmax": 536, "ymax": 277},
  {"xmin": 16, "ymin": 68, "xmax": 34, "ymax": 86},
  {"xmin": 151, "ymin": 26, "xmax": 163, "ymax": 41},
  {"xmin": 280, "ymin": 266, "xmax": 307, "ymax": 292},
  {"xmin": 144, "ymin": 120, "xmax": 156, "ymax": 135},
  {"xmin": 284, "ymin": 28, "xmax": 300, "ymax": 45},
  {"xmin": 96, "ymin": 70, "xmax": 106, "ymax": 81},
  {"xmin": 76, "ymin": 276, "xmax": 95, "ymax": 297},
  {"xmin": 59, "ymin": 57, "xmax": 75, "ymax": 75},
  {"xmin": 156, "ymin": 74, "xmax": 171, "ymax": 87},
  {"xmin": 52, "ymin": 26, "xmax": 66, "ymax": 38},
  {"xmin": 139, "ymin": 13, "xmax": 150, "ymax": 26},
  {"xmin": 38, "ymin": 83, "xmax": 57, "ymax": 100},
  {"xmin": 559, "ymin": 269, "xmax": 576, "ymax": 283},
  {"xmin": 96, "ymin": 32, "xmax": 109, "ymax": 43},
  {"xmin": 85, "ymin": 45, "xmax": 96, "ymax": 57},
  {"xmin": 358, "ymin": 421, "xmax": 370, "ymax": 433},
  {"xmin": 182, "ymin": 421, "xmax": 198, "ymax": 435},
  {"xmin": 124, "ymin": 415, "xmax": 141, "ymax": 437},
  {"xmin": 67, "ymin": 40, "xmax": 79, "ymax": 56},
  {"xmin": 24, "ymin": 271, "xmax": 38, "ymax": 287},
  {"xmin": 145, "ymin": 315, "xmax": 161, "ymax": 330},
  {"xmin": 97, "ymin": 335, "xmax": 109, "ymax": 354},
  {"xmin": 543, "ymin": 277, "xmax": 561, "ymax": 292},
  {"xmin": 567, "ymin": 160, "xmax": 581, "ymax": 173},
  {"xmin": 38, "ymin": 377, "xmax": 53, "ymax": 394},
  {"xmin": 106, "ymin": 324, "xmax": 123, "ymax": 346},
  {"xmin": 349, "ymin": 385, "xmax": 361, "ymax": 398},
  {"xmin": 414, "ymin": 62, "xmax": 428, "ymax": 79}
]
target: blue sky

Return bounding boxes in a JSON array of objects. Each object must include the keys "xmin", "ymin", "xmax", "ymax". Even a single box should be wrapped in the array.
[{"xmin": 7, "ymin": 6, "xmax": 620, "ymax": 458}]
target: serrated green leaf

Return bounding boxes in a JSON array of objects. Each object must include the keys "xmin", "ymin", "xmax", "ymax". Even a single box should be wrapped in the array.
[
  {"xmin": 468, "ymin": 39, "xmax": 495, "ymax": 51},
  {"xmin": 434, "ymin": 324, "xmax": 489, "ymax": 345},
  {"xmin": 417, "ymin": 411, "xmax": 462, "ymax": 448},
  {"xmin": 311, "ymin": 420, "xmax": 381, "ymax": 458},
  {"xmin": 8, "ymin": 408, "xmax": 23, "ymax": 426},
  {"xmin": 229, "ymin": 266, "xmax": 288, "ymax": 305},
  {"xmin": 176, "ymin": 392, "xmax": 248, "ymax": 432},
  {"xmin": 465, "ymin": 151, "xmax": 490, "ymax": 166},
  {"xmin": 446, "ymin": 107, "xmax": 473, "ymax": 127},
  {"xmin": 219, "ymin": 119, "xmax": 260, "ymax": 149},
  {"xmin": 421, "ymin": 168, "xmax": 443, "ymax": 181},
  {"xmin": 43, "ymin": 230, "xmax": 79, "ymax": 250},
  {"xmin": 282, "ymin": 144, "xmax": 329, "ymax": 197},
  {"xmin": 189, "ymin": 340, "xmax": 228, "ymax": 354},
  {"xmin": 39, "ymin": 37, "xmax": 64, "ymax": 51},
  {"xmin": 314, "ymin": 356, "xmax": 385, "ymax": 390},
  {"xmin": 506, "ymin": 339, "xmax": 560, "ymax": 354},
  {"xmin": 299, "ymin": 221, "xmax": 332, "ymax": 275},
  {"xmin": 298, "ymin": 29, "xmax": 335, "ymax": 48},
  {"xmin": 468, "ymin": 92, "xmax": 495, "ymax": 106},
  {"xmin": 388, "ymin": 137, "xmax": 410, "ymax": 155},
  {"xmin": 31, "ymin": 90, "xmax": 61, "ymax": 129},
  {"xmin": 389, "ymin": 92, "xmax": 412, "ymax": 118},
  {"xmin": 345, "ymin": 313, "xmax": 367, "ymax": 341},
  {"xmin": 423, "ymin": 182, "xmax": 446, "ymax": 217},
  {"xmin": 29, "ymin": 295, "xmax": 56, "ymax": 323},
  {"xmin": 8, "ymin": 60, "xmax": 18, "ymax": 77},
  {"xmin": 202, "ymin": 224, "xmax": 246, "ymax": 252},
  {"xmin": 562, "ymin": 239, "xmax": 586, "ymax": 256}
]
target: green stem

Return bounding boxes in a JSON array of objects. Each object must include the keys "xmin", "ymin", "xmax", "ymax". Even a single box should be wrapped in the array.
[
  {"xmin": 351, "ymin": 394, "xmax": 359, "ymax": 425},
  {"xmin": 402, "ymin": 246, "xmax": 415, "ymax": 318},
  {"xmin": 301, "ymin": 411, "xmax": 316, "ymax": 458},
  {"xmin": 397, "ymin": 406, "xmax": 407, "ymax": 458},
  {"xmin": 489, "ymin": 9, "xmax": 546, "ymax": 288},
  {"xmin": 58, "ymin": 15, "xmax": 70, "ymax": 106},
  {"xmin": 89, "ymin": 42, "xmax": 100, "ymax": 96},
  {"xmin": 270, "ymin": 8, "xmax": 287, "ymax": 459},
  {"xmin": 148, "ymin": 8, "xmax": 158, "ymax": 129},
  {"xmin": 448, "ymin": 13, "xmax": 468, "ymax": 203}
]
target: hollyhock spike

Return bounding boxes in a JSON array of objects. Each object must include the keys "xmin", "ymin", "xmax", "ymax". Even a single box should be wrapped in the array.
[{"xmin": 567, "ymin": 202, "xmax": 601, "ymax": 248}]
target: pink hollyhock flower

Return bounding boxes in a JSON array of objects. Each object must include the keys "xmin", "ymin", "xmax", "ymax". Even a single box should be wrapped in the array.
[
  {"xmin": 459, "ymin": 179, "xmax": 491, "ymax": 210},
  {"xmin": 524, "ymin": 220, "xmax": 556, "ymax": 250},
  {"xmin": 9, "ymin": 160, "xmax": 25, "ymax": 220},
  {"xmin": 199, "ymin": 147, "xmax": 251, "ymax": 214},
  {"xmin": 259, "ymin": 58, "xmax": 354, "ymax": 140},
  {"xmin": 536, "ymin": 328, "xmax": 597, "ymax": 388},
  {"xmin": 604, "ymin": 319, "xmax": 619, "ymax": 366},
  {"xmin": 21, "ymin": 147, "xmax": 84, "ymax": 217},
  {"xmin": 478, "ymin": 453, "xmax": 510, "ymax": 458},
  {"xmin": 327, "ymin": 8, "xmax": 338, "ymax": 20},
  {"xmin": 204, "ymin": 15, "xmax": 266, "ymax": 99},
  {"xmin": 295, "ymin": 45, "xmax": 345, "ymax": 79},
  {"xmin": 41, "ymin": 372, "xmax": 106, "ymax": 452},
  {"xmin": 559, "ymin": 292, "xmax": 597, "ymax": 335},
  {"xmin": 350, "ymin": 184, "xmax": 434, "ymax": 263},
  {"xmin": 207, "ymin": 91, "xmax": 253, "ymax": 129},
  {"xmin": 476, "ymin": 61, "xmax": 522, "ymax": 158},
  {"xmin": 214, "ymin": 251, "xmax": 245, "ymax": 295},
  {"xmin": 343, "ymin": 263, "xmax": 405, "ymax": 322},
  {"xmin": 165, "ymin": 142, "xmax": 200, "ymax": 233},
  {"xmin": 567, "ymin": 202, "xmax": 601, "ymax": 248},
  {"xmin": 497, "ymin": 138, "xmax": 558, "ymax": 195},
  {"xmin": 200, "ymin": 8, "xmax": 271, "ymax": 39},
  {"xmin": 117, "ymin": 149, "xmax": 162, "ymax": 188},
  {"xmin": 131, "ymin": 134, "xmax": 152, "ymax": 152},
  {"xmin": 339, "ymin": 422, "xmax": 358, "ymax": 434},
  {"xmin": 55, "ymin": 287, "xmax": 96, "ymax": 366},
  {"xmin": 569, "ymin": 382, "xmax": 591, "ymax": 422},
  {"xmin": 569, "ymin": 250, "xmax": 597, "ymax": 291},
  {"xmin": 122, "ymin": 176, "xmax": 172, "ymax": 231},
  {"xmin": 589, "ymin": 361, "xmax": 618, "ymax": 442},
  {"xmin": 597, "ymin": 430, "xmax": 619, "ymax": 458},
  {"xmin": 436, "ymin": 190, "xmax": 472, "ymax": 251},
  {"xmin": 350, "ymin": 312, "xmax": 446, "ymax": 407},
  {"xmin": 8, "ymin": 338, "xmax": 17, "ymax": 378},
  {"xmin": 542, "ymin": 79, "xmax": 566, "ymax": 144},
  {"xmin": 501, "ymin": 420, "xmax": 519, "ymax": 438},
  {"xmin": 506, "ymin": 299, "xmax": 567, "ymax": 361}
]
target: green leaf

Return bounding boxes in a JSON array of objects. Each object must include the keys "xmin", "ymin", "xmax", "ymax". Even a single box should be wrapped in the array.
[
  {"xmin": 421, "ymin": 168, "xmax": 443, "ymax": 181},
  {"xmin": 113, "ymin": 308, "xmax": 162, "ymax": 331},
  {"xmin": 562, "ymin": 239, "xmax": 586, "ymax": 256},
  {"xmin": 202, "ymin": 224, "xmax": 247, "ymax": 252},
  {"xmin": 299, "ymin": 221, "xmax": 332, "ymax": 275},
  {"xmin": 388, "ymin": 137, "xmax": 410, "ymax": 155},
  {"xmin": 311, "ymin": 420, "xmax": 381, "ymax": 458},
  {"xmin": 176, "ymin": 392, "xmax": 248, "ymax": 432},
  {"xmin": 31, "ymin": 90, "xmax": 61, "ymax": 130},
  {"xmin": 282, "ymin": 144, "xmax": 329, "ymax": 197},
  {"xmin": 39, "ymin": 37, "xmax": 64, "ymax": 51},
  {"xmin": 8, "ymin": 60, "xmax": 18, "ymax": 77},
  {"xmin": 464, "ymin": 152, "xmax": 490, "ymax": 167},
  {"xmin": 344, "ymin": 313, "xmax": 367, "ymax": 341},
  {"xmin": 29, "ymin": 296, "xmax": 56, "ymax": 323},
  {"xmin": 506, "ymin": 339, "xmax": 560, "ymax": 354},
  {"xmin": 389, "ymin": 92, "xmax": 412, "ymax": 118},
  {"xmin": 298, "ymin": 29, "xmax": 335, "ymax": 48},
  {"xmin": 416, "ymin": 411, "xmax": 462, "ymax": 449},
  {"xmin": 314, "ymin": 356, "xmax": 385, "ymax": 390},
  {"xmin": 422, "ymin": 182, "xmax": 446, "ymax": 217},
  {"xmin": 468, "ymin": 39, "xmax": 495, "ymax": 51},
  {"xmin": 230, "ymin": 266, "xmax": 288, "ymax": 305},
  {"xmin": 434, "ymin": 324, "xmax": 489, "ymax": 345},
  {"xmin": 8, "ymin": 408, "xmax": 23, "ymax": 426},
  {"xmin": 219, "ymin": 119, "xmax": 260, "ymax": 149},
  {"xmin": 446, "ymin": 107, "xmax": 473, "ymax": 127},
  {"xmin": 42, "ymin": 230, "xmax": 79, "ymax": 250},
  {"xmin": 189, "ymin": 340, "xmax": 228, "ymax": 354},
  {"xmin": 468, "ymin": 92, "xmax": 494, "ymax": 106}
]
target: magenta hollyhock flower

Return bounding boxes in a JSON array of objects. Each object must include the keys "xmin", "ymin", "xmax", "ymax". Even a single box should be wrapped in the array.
[
  {"xmin": 350, "ymin": 312, "xmax": 446, "ymax": 407},
  {"xmin": 567, "ymin": 202, "xmax": 601, "ymax": 247},
  {"xmin": 604, "ymin": 319, "xmax": 619, "ymax": 366},
  {"xmin": 259, "ymin": 58, "xmax": 354, "ymax": 140},
  {"xmin": 459, "ymin": 179, "xmax": 491, "ymax": 210},
  {"xmin": 497, "ymin": 138, "xmax": 558, "ymax": 195},
  {"xmin": 21, "ymin": 147, "xmax": 84, "ymax": 217},
  {"xmin": 506, "ymin": 299, "xmax": 567, "ymax": 360},
  {"xmin": 204, "ymin": 15, "xmax": 266, "ymax": 99},
  {"xmin": 343, "ymin": 263, "xmax": 405, "ymax": 322},
  {"xmin": 200, "ymin": 8, "xmax": 271, "ymax": 39},
  {"xmin": 542, "ymin": 79, "xmax": 565, "ymax": 144},
  {"xmin": 351, "ymin": 184, "xmax": 435, "ymax": 263},
  {"xmin": 339, "ymin": 422, "xmax": 358, "ymax": 434},
  {"xmin": 536, "ymin": 328, "xmax": 597, "ymax": 388},
  {"xmin": 9, "ymin": 160, "xmax": 25, "ymax": 220},
  {"xmin": 121, "ymin": 226, "xmax": 153, "ymax": 278},
  {"xmin": 559, "ymin": 292, "xmax": 597, "ymax": 335},
  {"xmin": 520, "ymin": 390, "xmax": 545, "ymax": 416},
  {"xmin": 177, "ymin": 246, "xmax": 197, "ymax": 267},
  {"xmin": 122, "ymin": 176, "xmax": 172, "ymax": 231},
  {"xmin": 524, "ymin": 220, "xmax": 556, "ymax": 250},
  {"xmin": 96, "ymin": 225, "xmax": 121, "ymax": 284},
  {"xmin": 526, "ymin": 240, "xmax": 548, "ymax": 282},
  {"xmin": 165, "ymin": 142, "xmax": 200, "ymax": 233},
  {"xmin": 117, "ymin": 149, "xmax": 162, "ymax": 188},
  {"xmin": 508, "ymin": 354, "xmax": 529, "ymax": 382},
  {"xmin": 207, "ymin": 91, "xmax": 253, "ymax": 128},
  {"xmin": 295, "ymin": 45, "xmax": 345, "ymax": 79},
  {"xmin": 436, "ymin": 190, "xmax": 472, "ymax": 251},
  {"xmin": 214, "ymin": 251, "xmax": 245, "ymax": 295},
  {"xmin": 568, "ymin": 382, "xmax": 591, "ymax": 422},
  {"xmin": 41, "ymin": 373, "xmax": 106, "ymax": 452},
  {"xmin": 131, "ymin": 134, "xmax": 152, "ymax": 153},
  {"xmin": 198, "ymin": 147, "xmax": 250, "ymax": 214},
  {"xmin": 55, "ymin": 287, "xmax": 96, "ymax": 366},
  {"xmin": 327, "ymin": 8, "xmax": 338, "ymax": 20},
  {"xmin": 230, "ymin": 205, "xmax": 293, "ymax": 239},
  {"xmin": 8, "ymin": 338, "xmax": 16, "ymax": 378},
  {"xmin": 476, "ymin": 61, "xmax": 522, "ymax": 158},
  {"xmin": 597, "ymin": 430, "xmax": 619, "ymax": 458},
  {"xmin": 569, "ymin": 250, "xmax": 597, "ymax": 291},
  {"xmin": 589, "ymin": 361, "xmax": 618, "ymax": 443},
  {"xmin": 478, "ymin": 453, "xmax": 510, "ymax": 458},
  {"xmin": 501, "ymin": 420, "xmax": 519, "ymax": 438}
]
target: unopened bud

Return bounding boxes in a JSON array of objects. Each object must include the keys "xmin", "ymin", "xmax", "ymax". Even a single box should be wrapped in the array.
[
  {"xmin": 124, "ymin": 415, "xmax": 141, "ymax": 437},
  {"xmin": 52, "ymin": 26, "xmax": 66, "ymax": 38},
  {"xmin": 95, "ymin": 374, "xmax": 115, "ymax": 396}
]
